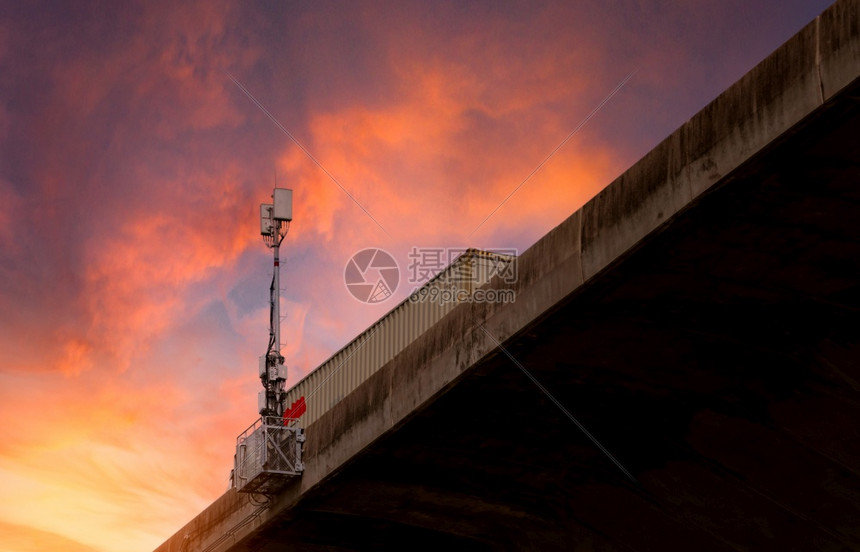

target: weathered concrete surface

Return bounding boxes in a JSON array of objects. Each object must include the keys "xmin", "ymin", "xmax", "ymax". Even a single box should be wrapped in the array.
[{"xmin": 156, "ymin": 0, "xmax": 860, "ymax": 550}]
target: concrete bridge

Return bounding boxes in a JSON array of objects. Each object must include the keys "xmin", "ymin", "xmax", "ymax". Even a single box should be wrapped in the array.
[{"xmin": 157, "ymin": 0, "xmax": 860, "ymax": 549}]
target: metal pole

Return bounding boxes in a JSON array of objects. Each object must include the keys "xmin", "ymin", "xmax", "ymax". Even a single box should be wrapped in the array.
[
  {"xmin": 273, "ymin": 240, "xmax": 281, "ymax": 359},
  {"xmin": 258, "ymin": 194, "xmax": 290, "ymax": 420},
  {"xmin": 268, "ymin": 223, "xmax": 286, "ymax": 417}
]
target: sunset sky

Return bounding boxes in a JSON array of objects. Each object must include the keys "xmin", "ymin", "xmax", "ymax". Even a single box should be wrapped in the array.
[{"xmin": 0, "ymin": 1, "xmax": 835, "ymax": 550}]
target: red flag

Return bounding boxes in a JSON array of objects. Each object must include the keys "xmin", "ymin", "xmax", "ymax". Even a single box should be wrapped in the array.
[{"xmin": 284, "ymin": 396, "xmax": 306, "ymax": 422}]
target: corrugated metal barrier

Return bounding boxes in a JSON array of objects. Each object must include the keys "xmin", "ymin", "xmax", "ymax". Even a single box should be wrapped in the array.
[{"xmin": 282, "ymin": 249, "xmax": 515, "ymax": 428}]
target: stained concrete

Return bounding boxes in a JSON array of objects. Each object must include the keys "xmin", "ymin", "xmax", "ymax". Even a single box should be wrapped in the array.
[{"xmin": 156, "ymin": 1, "xmax": 860, "ymax": 550}]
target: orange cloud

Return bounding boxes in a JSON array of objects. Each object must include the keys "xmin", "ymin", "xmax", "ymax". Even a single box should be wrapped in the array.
[{"xmin": 275, "ymin": 51, "xmax": 622, "ymax": 251}]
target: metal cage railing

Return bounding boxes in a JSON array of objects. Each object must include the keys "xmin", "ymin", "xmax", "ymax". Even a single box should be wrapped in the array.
[{"xmin": 234, "ymin": 416, "xmax": 304, "ymax": 494}]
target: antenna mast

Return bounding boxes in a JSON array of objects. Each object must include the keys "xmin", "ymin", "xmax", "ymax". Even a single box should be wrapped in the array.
[
  {"xmin": 232, "ymin": 186, "xmax": 303, "ymax": 495},
  {"xmin": 259, "ymin": 188, "xmax": 293, "ymax": 417}
]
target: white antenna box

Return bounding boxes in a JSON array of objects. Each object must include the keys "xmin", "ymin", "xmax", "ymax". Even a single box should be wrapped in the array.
[{"xmin": 273, "ymin": 188, "xmax": 292, "ymax": 221}]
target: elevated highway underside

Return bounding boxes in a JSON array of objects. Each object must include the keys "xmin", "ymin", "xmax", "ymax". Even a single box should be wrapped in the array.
[
  {"xmin": 236, "ymin": 79, "xmax": 860, "ymax": 551},
  {"xmin": 157, "ymin": 2, "xmax": 860, "ymax": 550}
]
